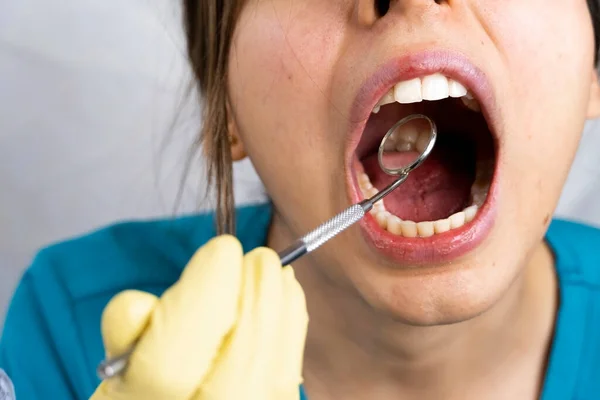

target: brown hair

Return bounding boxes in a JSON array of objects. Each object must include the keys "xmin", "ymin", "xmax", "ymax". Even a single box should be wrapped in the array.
[
  {"xmin": 183, "ymin": 0, "xmax": 600, "ymax": 235},
  {"xmin": 183, "ymin": 0, "xmax": 243, "ymax": 235}
]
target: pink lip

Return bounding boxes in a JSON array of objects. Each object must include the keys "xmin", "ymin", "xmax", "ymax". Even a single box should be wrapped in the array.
[{"xmin": 345, "ymin": 50, "xmax": 500, "ymax": 266}]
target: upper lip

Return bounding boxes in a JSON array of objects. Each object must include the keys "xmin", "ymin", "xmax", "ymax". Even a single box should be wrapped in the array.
[{"xmin": 344, "ymin": 49, "xmax": 499, "ymax": 201}]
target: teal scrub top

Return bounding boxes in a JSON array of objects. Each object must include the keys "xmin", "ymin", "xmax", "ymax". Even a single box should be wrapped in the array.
[{"xmin": 1, "ymin": 203, "xmax": 599, "ymax": 399}]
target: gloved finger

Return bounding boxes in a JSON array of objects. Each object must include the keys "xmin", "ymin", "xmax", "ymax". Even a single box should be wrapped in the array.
[
  {"xmin": 272, "ymin": 266, "xmax": 308, "ymax": 394},
  {"xmin": 127, "ymin": 235, "xmax": 245, "ymax": 398},
  {"xmin": 101, "ymin": 290, "xmax": 158, "ymax": 358},
  {"xmin": 196, "ymin": 247, "xmax": 284, "ymax": 399}
]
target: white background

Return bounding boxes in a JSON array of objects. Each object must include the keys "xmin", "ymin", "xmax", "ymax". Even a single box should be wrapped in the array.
[{"xmin": 1, "ymin": 0, "xmax": 600, "ymax": 326}]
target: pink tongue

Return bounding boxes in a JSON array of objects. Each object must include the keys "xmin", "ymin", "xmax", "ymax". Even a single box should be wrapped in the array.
[{"xmin": 361, "ymin": 143, "xmax": 475, "ymax": 222}]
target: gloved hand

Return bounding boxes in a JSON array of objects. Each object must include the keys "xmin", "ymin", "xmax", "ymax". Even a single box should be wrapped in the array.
[{"xmin": 90, "ymin": 235, "xmax": 308, "ymax": 400}]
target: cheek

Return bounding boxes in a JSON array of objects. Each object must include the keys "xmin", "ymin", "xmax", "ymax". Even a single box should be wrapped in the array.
[
  {"xmin": 227, "ymin": 1, "xmax": 347, "ymax": 207},
  {"xmin": 494, "ymin": 0, "xmax": 593, "ymax": 136},
  {"xmin": 490, "ymin": 0, "xmax": 593, "ymax": 87},
  {"xmin": 488, "ymin": 0, "xmax": 593, "ymax": 214},
  {"xmin": 228, "ymin": 1, "xmax": 344, "ymax": 145}
]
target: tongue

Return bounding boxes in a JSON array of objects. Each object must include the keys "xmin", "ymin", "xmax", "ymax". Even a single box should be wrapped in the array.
[{"xmin": 361, "ymin": 139, "xmax": 475, "ymax": 222}]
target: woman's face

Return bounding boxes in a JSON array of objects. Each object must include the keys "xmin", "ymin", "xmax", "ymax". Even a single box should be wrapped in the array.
[{"xmin": 228, "ymin": 0, "xmax": 599, "ymax": 324}]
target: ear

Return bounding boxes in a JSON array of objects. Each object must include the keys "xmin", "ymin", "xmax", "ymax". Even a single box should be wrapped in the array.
[
  {"xmin": 586, "ymin": 68, "xmax": 600, "ymax": 119},
  {"xmin": 226, "ymin": 101, "xmax": 247, "ymax": 161}
]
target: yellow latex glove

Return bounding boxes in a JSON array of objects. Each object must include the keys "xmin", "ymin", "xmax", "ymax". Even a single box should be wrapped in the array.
[{"xmin": 90, "ymin": 235, "xmax": 308, "ymax": 400}]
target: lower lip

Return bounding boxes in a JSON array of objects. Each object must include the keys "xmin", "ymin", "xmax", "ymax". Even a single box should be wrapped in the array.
[{"xmin": 349, "ymin": 157, "xmax": 499, "ymax": 266}]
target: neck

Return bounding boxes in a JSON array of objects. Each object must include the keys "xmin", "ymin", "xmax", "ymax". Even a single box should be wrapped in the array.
[{"xmin": 268, "ymin": 216, "xmax": 557, "ymax": 399}]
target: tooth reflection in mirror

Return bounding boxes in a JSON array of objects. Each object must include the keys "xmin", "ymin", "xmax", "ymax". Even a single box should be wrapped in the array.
[{"xmin": 377, "ymin": 114, "xmax": 437, "ymax": 177}]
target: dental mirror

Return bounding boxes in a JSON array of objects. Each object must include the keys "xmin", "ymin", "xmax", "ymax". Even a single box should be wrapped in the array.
[{"xmin": 378, "ymin": 114, "xmax": 437, "ymax": 177}]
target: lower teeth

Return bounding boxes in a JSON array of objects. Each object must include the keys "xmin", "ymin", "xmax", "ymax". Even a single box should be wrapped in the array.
[{"xmin": 358, "ymin": 172, "xmax": 489, "ymax": 238}]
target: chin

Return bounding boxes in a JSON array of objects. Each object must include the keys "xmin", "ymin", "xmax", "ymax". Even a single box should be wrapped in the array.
[{"xmin": 351, "ymin": 250, "xmax": 519, "ymax": 327}]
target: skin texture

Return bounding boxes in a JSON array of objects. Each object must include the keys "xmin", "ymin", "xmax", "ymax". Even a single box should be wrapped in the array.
[{"xmin": 226, "ymin": 0, "xmax": 600, "ymax": 398}]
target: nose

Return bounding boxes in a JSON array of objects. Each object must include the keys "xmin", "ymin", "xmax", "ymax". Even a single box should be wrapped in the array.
[{"xmin": 355, "ymin": 0, "xmax": 446, "ymax": 27}]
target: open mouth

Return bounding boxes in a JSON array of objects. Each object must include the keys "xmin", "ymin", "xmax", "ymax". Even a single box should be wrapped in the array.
[{"xmin": 347, "ymin": 54, "xmax": 499, "ymax": 264}]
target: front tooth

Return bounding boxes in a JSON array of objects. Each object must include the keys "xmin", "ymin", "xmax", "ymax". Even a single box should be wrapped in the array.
[
  {"xmin": 448, "ymin": 80, "xmax": 468, "ymax": 98},
  {"xmin": 373, "ymin": 90, "xmax": 395, "ymax": 113},
  {"xmin": 387, "ymin": 215, "xmax": 403, "ymax": 235},
  {"xmin": 394, "ymin": 78, "xmax": 423, "ymax": 104},
  {"xmin": 421, "ymin": 74, "xmax": 449, "ymax": 101},
  {"xmin": 434, "ymin": 219, "xmax": 451, "ymax": 234},
  {"xmin": 449, "ymin": 211, "xmax": 466, "ymax": 229},
  {"xmin": 401, "ymin": 221, "xmax": 418, "ymax": 237},
  {"xmin": 464, "ymin": 205, "xmax": 478, "ymax": 222},
  {"xmin": 378, "ymin": 90, "xmax": 395, "ymax": 107},
  {"xmin": 417, "ymin": 221, "xmax": 435, "ymax": 237}
]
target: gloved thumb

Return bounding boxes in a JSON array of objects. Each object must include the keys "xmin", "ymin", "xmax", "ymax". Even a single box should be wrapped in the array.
[{"xmin": 101, "ymin": 290, "xmax": 158, "ymax": 358}]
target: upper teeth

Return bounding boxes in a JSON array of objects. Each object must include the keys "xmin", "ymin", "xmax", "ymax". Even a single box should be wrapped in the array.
[{"xmin": 372, "ymin": 73, "xmax": 480, "ymax": 113}]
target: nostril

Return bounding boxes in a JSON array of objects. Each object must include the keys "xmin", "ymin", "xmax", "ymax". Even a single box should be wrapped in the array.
[{"xmin": 375, "ymin": 0, "xmax": 390, "ymax": 17}]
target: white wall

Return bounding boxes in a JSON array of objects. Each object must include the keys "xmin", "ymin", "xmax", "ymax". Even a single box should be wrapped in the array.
[
  {"xmin": 1, "ymin": 0, "xmax": 600, "ymax": 325},
  {"xmin": 556, "ymin": 121, "xmax": 600, "ymax": 224},
  {"xmin": 0, "ymin": 0, "xmax": 267, "ymax": 325}
]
